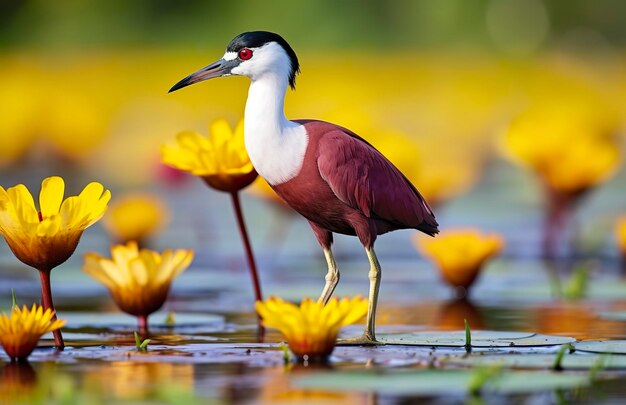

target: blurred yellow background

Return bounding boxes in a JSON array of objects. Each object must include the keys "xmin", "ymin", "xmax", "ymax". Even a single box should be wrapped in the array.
[{"xmin": 0, "ymin": 0, "xmax": 624, "ymax": 257}]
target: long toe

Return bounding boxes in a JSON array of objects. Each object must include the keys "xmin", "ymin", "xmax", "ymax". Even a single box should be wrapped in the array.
[{"xmin": 337, "ymin": 334, "xmax": 383, "ymax": 346}]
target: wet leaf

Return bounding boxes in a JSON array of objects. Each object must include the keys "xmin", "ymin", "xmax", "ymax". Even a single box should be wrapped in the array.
[
  {"xmin": 378, "ymin": 330, "xmax": 575, "ymax": 347},
  {"xmin": 293, "ymin": 370, "xmax": 589, "ymax": 394},
  {"xmin": 573, "ymin": 340, "xmax": 626, "ymax": 355},
  {"xmin": 444, "ymin": 353, "xmax": 626, "ymax": 369}
]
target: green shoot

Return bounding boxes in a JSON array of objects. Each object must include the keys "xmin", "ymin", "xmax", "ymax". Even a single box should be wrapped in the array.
[
  {"xmin": 552, "ymin": 343, "xmax": 573, "ymax": 371},
  {"xmin": 280, "ymin": 342, "xmax": 292, "ymax": 364},
  {"xmin": 164, "ymin": 312, "xmax": 176, "ymax": 326},
  {"xmin": 589, "ymin": 354, "xmax": 609, "ymax": 381},
  {"xmin": 467, "ymin": 364, "xmax": 503, "ymax": 396},
  {"xmin": 134, "ymin": 331, "xmax": 151, "ymax": 351},
  {"xmin": 11, "ymin": 288, "xmax": 17, "ymax": 310},
  {"xmin": 563, "ymin": 264, "xmax": 589, "ymax": 300},
  {"xmin": 464, "ymin": 319, "xmax": 472, "ymax": 353}
]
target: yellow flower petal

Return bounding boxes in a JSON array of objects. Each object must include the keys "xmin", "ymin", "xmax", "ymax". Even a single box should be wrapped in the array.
[
  {"xmin": 83, "ymin": 242, "xmax": 193, "ymax": 317},
  {"xmin": 102, "ymin": 193, "xmax": 169, "ymax": 243},
  {"xmin": 0, "ymin": 176, "xmax": 111, "ymax": 270},
  {"xmin": 415, "ymin": 229, "xmax": 504, "ymax": 290},
  {"xmin": 161, "ymin": 119, "xmax": 257, "ymax": 192},
  {"xmin": 8, "ymin": 184, "xmax": 38, "ymax": 224},
  {"xmin": 39, "ymin": 176, "xmax": 65, "ymax": 219},
  {"xmin": 256, "ymin": 296, "xmax": 367, "ymax": 359},
  {"xmin": 0, "ymin": 304, "xmax": 65, "ymax": 360}
]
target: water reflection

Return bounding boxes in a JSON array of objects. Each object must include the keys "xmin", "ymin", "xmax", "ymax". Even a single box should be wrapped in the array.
[
  {"xmin": 257, "ymin": 364, "xmax": 369, "ymax": 405},
  {"xmin": 83, "ymin": 361, "xmax": 194, "ymax": 401},
  {"xmin": 435, "ymin": 298, "xmax": 485, "ymax": 330},
  {"xmin": 0, "ymin": 362, "xmax": 36, "ymax": 405},
  {"xmin": 533, "ymin": 301, "xmax": 626, "ymax": 340}
]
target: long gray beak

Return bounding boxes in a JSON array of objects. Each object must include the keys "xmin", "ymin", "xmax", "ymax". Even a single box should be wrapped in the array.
[{"xmin": 169, "ymin": 58, "xmax": 238, "ymax": 93}]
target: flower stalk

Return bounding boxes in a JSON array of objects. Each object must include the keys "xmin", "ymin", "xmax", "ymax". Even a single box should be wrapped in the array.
[
  {"xmin": 0, "ymin": 177, "xmax": 110, "ymax": 351},
  {"xmin": 542, "ymin": 187, "xmax": 575, "ymax": 259},
  {"xmin": 138, "ymin": 315, "xmax": 148, "ymax": 335},
  {"xmin": 38, "ymin": 270, "xmax": 63, "ymax": 349},
  {"xmin": 230, "ymin": 191, "xmax": 263, "ymax": 304},
  {"xmin": 161, "ymin": 119, "xmax": 264, "ymax": 308}
]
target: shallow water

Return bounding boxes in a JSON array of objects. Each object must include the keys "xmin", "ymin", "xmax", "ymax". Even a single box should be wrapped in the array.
[{"xmin": 1, "ymin": 167, "xmax": 626, "ymax": 404}]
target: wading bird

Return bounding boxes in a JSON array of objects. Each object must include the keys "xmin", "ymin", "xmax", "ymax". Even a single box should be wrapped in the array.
[{"xmin": 169, "ymin": 31, "xmax": 438, "ymax": 344}]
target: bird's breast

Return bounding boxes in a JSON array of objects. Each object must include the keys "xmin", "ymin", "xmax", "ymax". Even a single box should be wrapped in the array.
[{"xmin": 244, "ymin": 122, "xmax": 309, "ymax": 186}]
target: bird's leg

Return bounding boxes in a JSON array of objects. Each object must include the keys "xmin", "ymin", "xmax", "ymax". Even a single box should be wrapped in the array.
[
  {"xmin": 318, "ymin": 248, "xmax": 340, "ymax": 305},
  {"xmin": 338, "ymin": 247, "xmax": 382, "ymax": 346},
  {"xmin": 363, "ymin": 247, "xmax": 381, "ymax": 341}
]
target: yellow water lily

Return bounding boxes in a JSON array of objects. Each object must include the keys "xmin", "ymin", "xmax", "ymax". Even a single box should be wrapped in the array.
[
  {"xmin": 83, "ymin": 241, "xmax": 193, "ymax": 331},
  {"xmin": 415, "ymin": 230, "xmax": 504, "ymax": 290},
  {"xmin": 162, "ymin": 118, "xmax": 263, "ymax": 304},
  {"xmin": 501, "ymin": 104, "xmax": 620, "ymax": 197},
  {"xmin": 0, "ymin": 304, "xmax": 66, "ymax": 361},
  {"xmin": 161, "ymin": 119, "xmax": 257, "ymax": 192},
  {"xmin": 0, "ymin": 176, "xmax": 111, "ymax": 270},
  {"xmin": 0, "ymin": 176, "xmax": 110, "ymax": 349},
  {"xmin": 256, "ymin": 296, "xmax": 368, "ymax": 361},
  {"xmin": 102, "ymin": 193, "xmax": 169, "ymax": 245},
  {"xmin": 617, "ymin": 216, "xmax": 626, "ymax": 258},
  {"xmin": 501, "ymin": 100, "xmax": 620, "ymax": 257}
]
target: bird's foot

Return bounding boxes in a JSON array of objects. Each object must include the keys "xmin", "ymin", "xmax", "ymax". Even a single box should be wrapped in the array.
[{"xmin": 337, "ymin": 334, "xmax": 383, "ymax": 346}]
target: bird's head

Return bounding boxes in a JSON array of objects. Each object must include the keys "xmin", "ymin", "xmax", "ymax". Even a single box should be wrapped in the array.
[{"xmin": 169, "ymin": 31, "xmax": 300, "ymax": 93}]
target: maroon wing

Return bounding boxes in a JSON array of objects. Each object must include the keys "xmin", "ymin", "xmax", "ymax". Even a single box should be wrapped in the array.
[{"xmin": 314, "ymin": 125, "xmax": 438, "ymax": 235}]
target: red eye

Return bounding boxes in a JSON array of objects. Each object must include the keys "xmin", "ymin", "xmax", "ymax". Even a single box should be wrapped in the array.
[{"xmin": 238, "ymin": 48, "xmax": 253, "ymax": 60}]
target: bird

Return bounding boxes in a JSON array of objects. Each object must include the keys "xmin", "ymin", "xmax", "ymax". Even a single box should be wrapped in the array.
[{"xmin": 169, "ymin": 31, "xmax": 438, "ymax": 344}]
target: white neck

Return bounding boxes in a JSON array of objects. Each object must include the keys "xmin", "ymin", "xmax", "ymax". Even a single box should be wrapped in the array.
[
  {"xmin": 245, "ymin": 73, "xmax": 292, "ymax": 131},
  {"xmin": 243, "ymin": 74, "xmax": 308, "ymax": 185}
]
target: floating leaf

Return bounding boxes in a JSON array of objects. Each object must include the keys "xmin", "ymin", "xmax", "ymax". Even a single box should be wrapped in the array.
[
  {"xmin": 293, "ymin": 370, "xmax": 589, "ymax": 395},
  {"xmin": 573, "ymin": 340, "xmax": 626, "ymax": 355},
  {"xmin": 467, "ymin": 364, "xmax": 503, "ymax": 395},
  {"xmin": 377, "ymin": 330, "xmax": 575, "ymax": 347},
  {"xmin": 444, "ymin": 353, "xmax": 626, "ymax": 369}
]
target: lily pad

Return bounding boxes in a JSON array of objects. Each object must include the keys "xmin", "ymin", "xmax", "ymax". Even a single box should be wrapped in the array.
[
  {"xmin": 573, "ymin": 340, "xmax": 626, "ymax": 355},
  {"xmin": 444, "ymin": 353, "xmax": 623, "ymax": 369},
  {"xmin": 377, "ymin": 330, "xmax": 575, "ymax": 347},
  {"xmin": 293, "ymin": 370, "xmax": 589, "ymax": 395}
]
